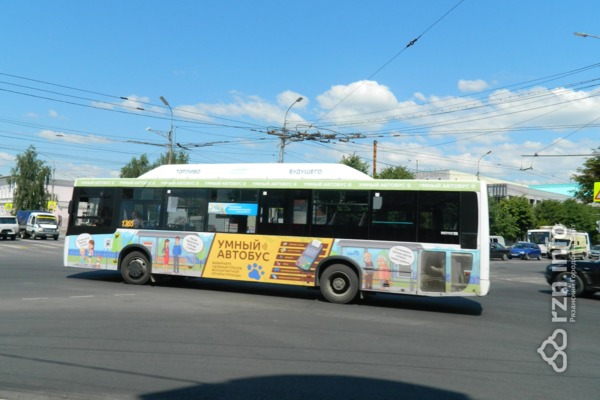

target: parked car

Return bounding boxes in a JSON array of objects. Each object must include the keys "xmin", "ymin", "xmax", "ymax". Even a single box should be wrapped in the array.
[
  {"xmin": 545, "ymin": 259, "xmax": 600, "ymax": 297},
  {"xmin": 590, "ymin": 244, "xmax": 600, "ymax": 260},
  {"xmin": 490, "ymin": 242, "xmax": 511, "ymax": 260},
  {"xmin": 509, "ymin": 242, "xmax": 542, "ymax": 260}
]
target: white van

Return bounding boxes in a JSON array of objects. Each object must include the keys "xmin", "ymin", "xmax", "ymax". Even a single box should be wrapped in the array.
[
  {"xmin": 490, "ymin": 235, "xmax": 506, "ymax": 247},
  {"xmin": 0, "ymin": 216, "xmax": 18, "ymax": 240}
]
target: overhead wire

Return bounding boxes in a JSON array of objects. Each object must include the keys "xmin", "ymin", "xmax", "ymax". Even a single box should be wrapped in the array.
[{"xmin": 307, "ymin": 0, "xmax": 465, "ymax": 127}]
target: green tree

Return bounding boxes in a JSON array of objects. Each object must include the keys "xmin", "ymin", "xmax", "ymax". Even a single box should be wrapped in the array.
[
  {"xmin": 533, "ymin": 200, "xmax": 565, "ymax": 227},
  {"xmin": 152, "ymin": 149, "xmax": 189, "ymax": 167},
  {"xmin": 120, "ymin": 150, "xmax": 189, "ymax": 178},
  {"xmin": 376, "ymin": 165, "xmax": 415, "ymax": 179},
  {"xmin": 120, "ymin": 154, "xmax": 152, "ymax": 178},
  {"xmin": 571, "ymin": 146, "xmax": 600, "ymax": 203},
  {"xmin": 533, "ymin": 199, "xmax": 600, "ymax": 243},
  {"xmin": 340, "ymin": 153, "xmax": 370, "ymax": 175},
  {"xmin": 8, "ymin": 145, "xmax": 53, "ymax": 211},
  {"xmin": 561, "ymin": 199, "xmax": 599, "ymax": 234},
  {"xmin": 502, "ymin": 196, "xmax": 535, "ymax": 240},
  {"xmin": 489, "ymin": 198, "xmax": 519, "ymax": 241}
]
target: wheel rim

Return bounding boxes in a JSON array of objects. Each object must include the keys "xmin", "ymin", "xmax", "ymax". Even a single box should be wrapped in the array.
[
  {"xmin": 330, "ymin": 273, "xmax": 349, "ymax": 294},
  {"xmin": 126, "ymin": 257, "xmax": 147, "ymax": 279}
]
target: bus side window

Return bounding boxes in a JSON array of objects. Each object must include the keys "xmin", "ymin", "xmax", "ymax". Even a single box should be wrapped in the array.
[
  {"xmin": 311, "ymin": 190, "xmax": 368, "ymax": 239},
  {"xmin": 370, "ymin": 191, "xmax": 416, "ymax": 242},
  {"xmin": 257, "ymin": 189, "xmax": 309, "ymax": 236}
]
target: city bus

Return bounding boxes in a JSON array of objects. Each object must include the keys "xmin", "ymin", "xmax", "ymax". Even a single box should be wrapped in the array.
[
  {"xmin": 527, "ymin": 226, "xmax": 554, "ymax": 256},
  {"xmin": 63, "ymin": 163, "xmax": 490, "ymax": 304}
]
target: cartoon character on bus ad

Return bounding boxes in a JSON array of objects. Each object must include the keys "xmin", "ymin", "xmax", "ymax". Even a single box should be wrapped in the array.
[{"xmin": 67, "ymin": 230, "xmax": 213, "ymax": 277}]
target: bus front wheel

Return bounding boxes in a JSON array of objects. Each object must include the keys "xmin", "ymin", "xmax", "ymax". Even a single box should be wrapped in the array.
[
  {"xmin": 320, "ymin": 264, "xmax": 359, "ymax": 304},
  {"xmin": 121, "ymin": 252, "xmax": 151, "ymax": 285}
]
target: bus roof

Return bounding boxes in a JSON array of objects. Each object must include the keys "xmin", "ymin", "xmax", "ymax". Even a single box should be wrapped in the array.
[
  {"xmin": 138, "ymin": 163, "xmax": 373, "ymax": 180},
  {"xmin": 73, "ymin": 163, "xmax": 484, "ymax": 191}
]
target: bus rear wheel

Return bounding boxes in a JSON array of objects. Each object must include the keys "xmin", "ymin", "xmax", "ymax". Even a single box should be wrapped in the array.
[
  {"xmin": 320, "ymin": 264, "xmax": 359, "ymax": 304},
  {"xmin": 121, "ymin": 252, "xmax": 151, "ymax": 285}
]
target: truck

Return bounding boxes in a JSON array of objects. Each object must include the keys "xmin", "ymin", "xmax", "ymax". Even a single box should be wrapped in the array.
[
  {"xmin": 547, "ymin": 224, "xmax": 590, "ymax": 260},
  {"xmin": 0, "ymin": 215, "xmax": 18, "ymax": 240},
  {"xmin": 16, "ymin": 210, "xmax": 60, "ymax": 240}
]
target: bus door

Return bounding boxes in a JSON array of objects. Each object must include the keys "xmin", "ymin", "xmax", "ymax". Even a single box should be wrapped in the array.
[{"xmin": 257, "ymin": 189, "xmax": 310, "ymax": 236}]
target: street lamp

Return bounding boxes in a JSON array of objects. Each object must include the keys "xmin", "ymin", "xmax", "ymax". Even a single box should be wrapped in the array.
[
  {"xmin": 159, "ymin": 96, "xmax": 174, "ymax": 164},
  {"xmin": 574, "ymin": 32, "xmax": 600, "ymax": 40},
  {"xmin": 476, "ymin": 150, "xmax": 492, "ymax": 180},
  {"xmin": 278, "ymin": 96, "xmax": 303, "ymax": 163}
]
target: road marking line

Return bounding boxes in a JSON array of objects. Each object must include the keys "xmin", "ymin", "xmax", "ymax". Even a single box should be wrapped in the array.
[
  {"xmin": 70, "ymin": 295, "xmax": 94, "ymax": 298},
  {"xmin": 22, "ymin": 297, "xmax": 49, "ymax": 301},
  {"xmin": 114, "ymin": 294, "xmax": 136, "ymax": 296}
]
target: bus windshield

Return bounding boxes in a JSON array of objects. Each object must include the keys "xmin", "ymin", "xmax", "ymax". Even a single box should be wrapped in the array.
[{"xmin": 527, "ymin": 231, "xmax": 550, "ymax": 245}]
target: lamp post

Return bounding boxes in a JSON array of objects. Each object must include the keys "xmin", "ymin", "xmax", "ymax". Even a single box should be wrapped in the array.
[
  {"xmin": 159, "ymin": 96, "xmax": 174, "ymax": 164},
  {"xmin": 278, "ymin": 96, "xmax": 303, "ymax": 163},
  {"xmin": 477, "ymin": 150, "xmax": 492, "ymax": 180}
]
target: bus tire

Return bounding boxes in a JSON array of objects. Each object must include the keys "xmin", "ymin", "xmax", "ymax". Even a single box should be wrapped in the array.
[
  {"xmin": 320, "ymin": 264, "xmax": 359, "ymax": 304},
  {"xmin": 121, "ymin": 252, "xmax": 151, "ymax": 285}
]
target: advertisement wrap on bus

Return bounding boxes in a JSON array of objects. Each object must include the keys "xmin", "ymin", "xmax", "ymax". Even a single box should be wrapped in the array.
[
  {"xmin": 63, "ymin": 163, "xmax": 489, "ymax": 303},
  {"xmin": 65, "ymin": 231, "xmax": 481, "ymax": 295}
]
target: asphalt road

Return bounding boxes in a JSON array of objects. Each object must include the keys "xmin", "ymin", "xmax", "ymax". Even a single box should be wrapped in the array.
[{"xmin": 0, "ymin": 238, "xmax": 598, "ymax": 400}]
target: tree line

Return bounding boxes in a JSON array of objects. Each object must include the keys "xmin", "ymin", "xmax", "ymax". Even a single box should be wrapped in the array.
[{"xmin": 490, "ymin": 196, "xmax": 599, "ymax": 244}]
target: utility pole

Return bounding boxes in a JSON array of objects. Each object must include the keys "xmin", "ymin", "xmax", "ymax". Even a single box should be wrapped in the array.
[
  {"xmin": 160, "ymin": 96, "xmax": 174, "ymax": 164},
  {"xmin": 278, "ymin": 97, "xmax": 303, "ymax": 163},
  {"xmin": 373, "ymin": 140, "xmax": 377, "ymax": 177}
]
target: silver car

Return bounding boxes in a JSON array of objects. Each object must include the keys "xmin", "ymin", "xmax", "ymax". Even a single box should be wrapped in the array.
[{"xmin": 590, "ymin": 244, "xmax": 600, "ymax": 260}]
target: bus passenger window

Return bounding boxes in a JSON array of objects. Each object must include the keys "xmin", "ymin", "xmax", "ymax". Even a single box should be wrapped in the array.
[
  {"xmin": 313, "ymin": 206, "xmax": 327, "ymax": 225},
  {"xmin": 420, "ymin": 251, "xmax": 446, "ymax": 292},
  {"xmin": 450, "ymin": 253, "xmax": 472, "ymax": 292}
]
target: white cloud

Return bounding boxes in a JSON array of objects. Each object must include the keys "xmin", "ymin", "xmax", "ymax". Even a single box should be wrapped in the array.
[
  {"xmin": 122, "ymin": 81, "xmax": 597, "ymax": 184},
  {"xmin": 48, "ymin": 109, "xmax": 61, "ymax": 118},
  {"xmin": 277, "ymin": 91, "xmax": 308, "ymax": 109},
  {"xmin": 0, "ymin": 152, "xmax": 14, "ymax": 162},
  {"xmin": 317, "ymin": 80, "xmax": 398, "ymax": 116},
  {"xmin": 178, "ymin": 92, "xmax": 308, "ymax": 127},
  {"xmin": 458, "ymin": 79, "xmax": 489, "ymax": 92}
]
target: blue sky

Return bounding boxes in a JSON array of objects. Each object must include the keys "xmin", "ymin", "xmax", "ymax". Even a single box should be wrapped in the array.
[{"xmin": 1, "ymin": 0, "xmax": 599, "ymax": 184}]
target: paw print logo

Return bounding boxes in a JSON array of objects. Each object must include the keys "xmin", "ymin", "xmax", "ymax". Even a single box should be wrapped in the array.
[
  {"xmin": 537, "ymin": 329, "xmax": 567, "ymax": 373},
  {"xmin": 247, "ymin": 263, "xmax": 265, "ymax": 281}
]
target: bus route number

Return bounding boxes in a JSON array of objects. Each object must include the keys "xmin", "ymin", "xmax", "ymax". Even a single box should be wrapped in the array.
[{"xmin": 122, "ymin": 219, "xmax": 135, "ymax": 228}]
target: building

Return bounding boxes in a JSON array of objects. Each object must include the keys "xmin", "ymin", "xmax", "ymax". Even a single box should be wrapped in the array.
[
  {"xmin": 415, "ymin": 170, "xmax": 574, "ymax": 204},
  {"xmin": 0, "ymin": 176, "xmax": 73, "ymax": 230}
]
